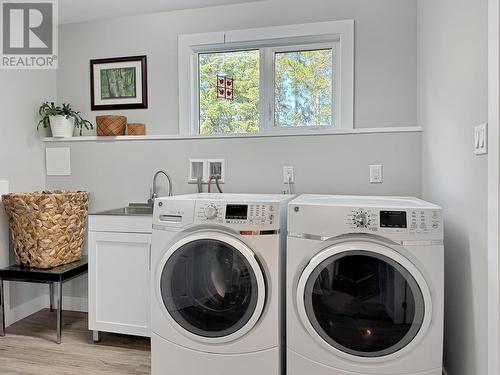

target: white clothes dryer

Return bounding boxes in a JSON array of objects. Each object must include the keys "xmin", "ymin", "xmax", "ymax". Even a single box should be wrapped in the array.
[
  {"xmin": 151, "ymin": 193, "xmax": 292, "ymax": 375},
  {"xmin": 286, "ymin": 195, "xmax": 444, "ymax": 375}
]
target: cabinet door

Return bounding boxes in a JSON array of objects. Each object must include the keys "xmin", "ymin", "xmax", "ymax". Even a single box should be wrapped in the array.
[{"xmin": 89, "ymin": 231, "xmax": 151, "ymax": 337}]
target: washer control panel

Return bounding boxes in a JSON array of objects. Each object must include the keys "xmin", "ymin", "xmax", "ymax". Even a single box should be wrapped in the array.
[
  {"xmin": 196, "ymin": 202, "xmax": 278, "ymax": 227},
  {"xmin": 346, "ymin": 208, "xmax": 442, "ymax": 235}
]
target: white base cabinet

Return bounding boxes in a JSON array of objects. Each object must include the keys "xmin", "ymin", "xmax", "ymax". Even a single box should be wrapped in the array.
[{"xmin": 88, "ymin": 215, "xmax": 152, "ymax": 338}]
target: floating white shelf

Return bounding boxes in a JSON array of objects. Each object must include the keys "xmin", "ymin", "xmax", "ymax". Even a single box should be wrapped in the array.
[{"xmin": 43, "ymin": 126, "xmax": 423, "ymax": 142}]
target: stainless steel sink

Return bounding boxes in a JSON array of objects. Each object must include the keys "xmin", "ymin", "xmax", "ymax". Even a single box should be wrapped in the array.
[{"xmin": 94, "ymin": 203, "xmax": 153, "ymax": 216}]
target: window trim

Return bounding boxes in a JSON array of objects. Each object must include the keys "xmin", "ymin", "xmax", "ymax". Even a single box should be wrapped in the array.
[{"xmin": 178, "ymin": 20, "xmax": 355, "ymax": 136}]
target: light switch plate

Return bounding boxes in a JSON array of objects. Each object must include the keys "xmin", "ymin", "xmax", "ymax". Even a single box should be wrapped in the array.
[
  {"xmin": 283, "ymin": 166, "xmax": 295, "ymax": 184},
  {"xmin": 46, "ymin": 147, "xmax": 71, "ymax": 176},
  {"xmin": 370, "ymin": 165, "xmax": 383, "ymax": 184},
  {"xmin": 474, "ymin": 123, "xmax": 488, "ymax": 155}
]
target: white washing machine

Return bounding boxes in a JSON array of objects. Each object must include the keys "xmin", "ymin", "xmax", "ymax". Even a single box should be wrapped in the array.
[
  {"xmin": 286, "ymin": 195, "xmax": 444, "ymax": 375},
  {"xmin": 151, "ymin": 193, "xmax": 292, "ymax": 375}
]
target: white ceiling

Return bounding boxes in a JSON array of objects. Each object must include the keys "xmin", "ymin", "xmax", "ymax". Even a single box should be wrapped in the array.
[{"xmin": 59, "ymin": 0, "xmax": 263, "ymax": 24}]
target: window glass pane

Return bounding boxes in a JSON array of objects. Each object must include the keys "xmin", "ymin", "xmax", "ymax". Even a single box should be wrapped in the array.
[
  {"xmin": 199, "ymin": 50, "xmax": 260, "ymax": 134},
  {"xmin": 275, "ymin": 49, "xmax": 333, "ymax": 128}
]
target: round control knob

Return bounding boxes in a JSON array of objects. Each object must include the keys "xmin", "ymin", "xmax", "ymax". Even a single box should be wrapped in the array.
[
  {"xmin": 355, "ymin": 212, "xmax": 368, "ymax": 227},
  {"xmin": 204, "ymin": 205, "xmax": 218, "ymax": 220}
]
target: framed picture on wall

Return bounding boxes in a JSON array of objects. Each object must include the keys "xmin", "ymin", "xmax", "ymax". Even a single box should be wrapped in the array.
[{"xmin": 90, "ymin": 55, "xmax": 148, "ymax": 110}]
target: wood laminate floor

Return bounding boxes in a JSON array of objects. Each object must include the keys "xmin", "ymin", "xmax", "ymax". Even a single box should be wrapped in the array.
[{"xmin": 0, "ymin": 309, "xmax": 151, "ymax": 375}]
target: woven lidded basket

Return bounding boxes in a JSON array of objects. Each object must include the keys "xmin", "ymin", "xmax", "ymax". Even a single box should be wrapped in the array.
[
  {"xmin": 127, "ymin": 123, "xmax": 146, "ymax": 136},
  {"xmin": 2, "ymin": 191, "xmax": 89, "ymax": 269},
  {"xmin": 96, "ymin": 115, "xmax": 127, "ymax": 136}
]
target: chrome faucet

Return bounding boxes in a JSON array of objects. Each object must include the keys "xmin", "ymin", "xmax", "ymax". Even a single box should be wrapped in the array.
[{"xmin": 148, "ymin": 170, "xmax": 173, "ymax": 205}]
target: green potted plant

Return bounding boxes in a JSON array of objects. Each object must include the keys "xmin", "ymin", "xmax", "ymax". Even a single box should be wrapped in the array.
[{"xmin": 38, "ymin": 102, "xmax": 94, "ymax": 138}]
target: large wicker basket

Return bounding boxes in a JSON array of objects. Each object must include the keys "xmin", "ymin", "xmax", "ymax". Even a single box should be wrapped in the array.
[{"xmin": 2, "ymin": 191, "xmax": 89, "ymax": 269}]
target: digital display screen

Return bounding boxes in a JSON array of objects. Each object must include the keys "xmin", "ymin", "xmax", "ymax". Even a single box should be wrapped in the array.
[
  {"xmin": 380, "ymin": 211, "xmax": 407, "ymax": 228},
  {"xmin": 225, "ymin": 204, "xmax": 248, "ymax": 220}
]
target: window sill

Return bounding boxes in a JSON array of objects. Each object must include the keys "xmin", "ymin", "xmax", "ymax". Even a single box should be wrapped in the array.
[{"xmin": 43, "ymin": 126, "xmax": 422, "ymax": 142}]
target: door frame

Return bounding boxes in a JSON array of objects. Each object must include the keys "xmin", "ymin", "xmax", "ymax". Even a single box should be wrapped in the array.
[{"xmin": 488, "ymin": 0, "xmax": 500, "ymax": 374}]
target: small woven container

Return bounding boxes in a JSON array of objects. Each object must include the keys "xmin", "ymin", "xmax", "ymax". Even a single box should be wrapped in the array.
[
  {"xmin": 127, "ymin": 123, "xmax": 146, "ymax": 136},
  {"xmin": 96, "ymin": 115, "xmax": 127, "ymax": 136},
  {"xmin": 2, "ymin": 191, "xmax": 89, "ymax": 269}
]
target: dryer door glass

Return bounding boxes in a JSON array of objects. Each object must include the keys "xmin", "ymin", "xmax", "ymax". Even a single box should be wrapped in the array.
[
  {"xmin": 303, "ymin": 250, "xmax": 425, "ymax": 357},
  {"xmin": 160, "ymin": 239, "xmax": 262, "ymax": 338}
]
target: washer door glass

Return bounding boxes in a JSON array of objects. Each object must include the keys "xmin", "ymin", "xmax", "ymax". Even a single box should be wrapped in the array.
[
  {"xmin": 160, "ymin": 239, "xmax": 262, "ymax": 338},
  {"xmin": 303, "ymin": 250, "xmax": 425, "ymax": 357}
]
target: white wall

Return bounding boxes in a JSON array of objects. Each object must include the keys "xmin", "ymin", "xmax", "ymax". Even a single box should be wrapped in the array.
[
  {"xmin": 57, "ymin": 0, "xmax": 418, "ymax": 134},
  {"xmin": 418, "ymin": 0, "xmax": 488, "ymax": 374},
  {"xmin": 0, "ymin": 70, "xmax": 56, "ymax": 325}
]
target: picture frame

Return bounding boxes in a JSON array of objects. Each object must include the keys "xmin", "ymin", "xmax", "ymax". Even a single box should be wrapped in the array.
[{"xmin": 90, "ymin": 55, "xmax": 148, "ymax": 110}]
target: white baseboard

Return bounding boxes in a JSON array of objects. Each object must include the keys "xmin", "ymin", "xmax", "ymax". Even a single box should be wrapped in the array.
[
  {"xmin": 4, "ymin": 281, "xmax": 46, "ymax": 327},
  {"xmin": 5, "ymin": 296, "xmax": 46, "ymax": 327}
]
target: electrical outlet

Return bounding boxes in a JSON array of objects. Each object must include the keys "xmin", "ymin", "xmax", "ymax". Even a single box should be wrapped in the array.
[
  {"xmin": 474, "ymin": 123, "xmax": 488, "ymax": 155},
  {"xmin": 370, "ymin": 165, "xmax": 383, "ymax": 184},
  {"xmin": 283, "ymin": 166, "xmax": 295, "ymax": 184}
]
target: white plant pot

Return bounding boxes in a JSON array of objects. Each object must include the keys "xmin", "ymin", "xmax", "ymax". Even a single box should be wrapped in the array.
[{"xmin": 49, "ymin": 115, "xmax": 74, "ymax": 138}]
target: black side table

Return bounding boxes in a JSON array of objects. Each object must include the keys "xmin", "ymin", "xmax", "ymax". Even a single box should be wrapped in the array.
[{"xmin": 0, "ymin": 257, "xmax": 88, "ymax": 344}]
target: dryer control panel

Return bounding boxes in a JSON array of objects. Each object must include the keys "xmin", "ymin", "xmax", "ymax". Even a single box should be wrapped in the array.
[
  {"xmin": 346, "ymin": 208, "xmax": 442, "ymax": 236},
  {"xmin": 288, "ymin": 195, "xmax": 443, "ymax": 242}
]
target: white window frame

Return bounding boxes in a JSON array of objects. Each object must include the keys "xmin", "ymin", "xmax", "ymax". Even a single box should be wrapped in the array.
[{"xmin": 178, "ymin": 20, "xmax": 354, "ymax": 136}]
